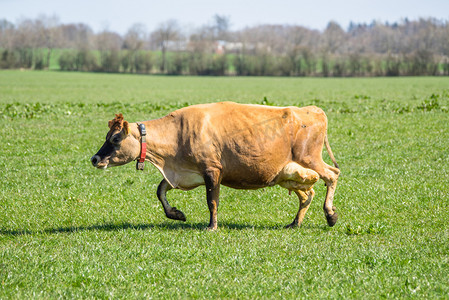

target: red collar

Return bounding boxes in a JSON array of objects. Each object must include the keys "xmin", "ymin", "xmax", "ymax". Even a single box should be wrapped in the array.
[{"xmin": 136, "ymin": 123, "xmax": 146, "ymax": 170}]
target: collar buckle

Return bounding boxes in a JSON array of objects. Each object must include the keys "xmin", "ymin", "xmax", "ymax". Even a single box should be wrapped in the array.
[{"xmin": 136, "ymin": 161, "xmax": 145, "ymax": 170}]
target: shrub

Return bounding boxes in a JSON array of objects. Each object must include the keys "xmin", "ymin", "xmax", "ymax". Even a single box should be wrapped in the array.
[
  {"xmin": 168, "ymin": 52, "xmax": 187, "ymax": 75},
  {"xmin": 0, "ymin": 50, "xmax": 18, "ymax": 69},
  {"xmin": 121, "ymin": 51, "xmax": 131, "ymax": 72},
  {"xmin": 276, "ymin": 56, "xmax": 294, "ymax": 76},
  {"xmin": 34, "ymin": 53, "xmax": 45, "ymax": 70},
  {"xmin": 234, "ymin": 54, "xmax": 275, "ymax": 76},
  {"xmin": 333, "ymin": 59, "xmax": 347, "ymax": 77},
  {"xmin": 210, "ymin": 54, "xmax": 228, "ymax": 76},
  {"xmin": 187, "ymin": 53, "xmax": 228, "ymax": 76},
  {"xmin": 75, "ymin": 49, "xmax": 98, "ymax": 71},
  {"xmin": 100, "ymin": 50, "xmax": 121, "ymax": 73},
  {"xmin": 58, "ymin": 51, "xmax": 77, "ymax": 71},
  {"xmin": 17, "ymin": 48, "xmax": 33, "ymax": 68},
  {"xmin": 134, "ymin": 51, "xmax": 153, "ymax": 74}
]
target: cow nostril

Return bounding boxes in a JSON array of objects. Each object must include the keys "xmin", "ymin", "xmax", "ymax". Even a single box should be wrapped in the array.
[{"xmin": 91, "ymin": 155, "xmax": 99, "ymax": 166}]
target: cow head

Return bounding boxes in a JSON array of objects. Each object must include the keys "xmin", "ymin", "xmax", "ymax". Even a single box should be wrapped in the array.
[{"xmin": 90, "ymin": 113, "xmax": 141, "ymax": 169}]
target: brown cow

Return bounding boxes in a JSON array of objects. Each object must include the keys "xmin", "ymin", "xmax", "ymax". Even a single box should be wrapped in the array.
[{"xmin": 91, "ymin": 102, "xmax": 340, "ymax": 230}]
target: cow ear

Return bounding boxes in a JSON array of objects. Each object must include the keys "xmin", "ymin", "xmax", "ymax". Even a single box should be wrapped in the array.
[{"xmin": 123, "ymin": 121, "xmax": 130, "ymax": 135}]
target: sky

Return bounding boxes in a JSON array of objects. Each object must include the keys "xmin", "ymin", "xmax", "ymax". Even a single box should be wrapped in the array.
[{"xmin": 1, "ymin": 0, "xmax": 449, "ymax": 34}]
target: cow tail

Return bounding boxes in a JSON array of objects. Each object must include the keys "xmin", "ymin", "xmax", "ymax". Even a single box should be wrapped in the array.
[{"xmin": 324, "ymin": 134, "xmax": 339, "ymax": 169}]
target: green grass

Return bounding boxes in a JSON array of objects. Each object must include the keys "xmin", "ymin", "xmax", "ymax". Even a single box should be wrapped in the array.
[{"xmin": 1, "ymin": 71, "xmax": 449, "ymax": 298}]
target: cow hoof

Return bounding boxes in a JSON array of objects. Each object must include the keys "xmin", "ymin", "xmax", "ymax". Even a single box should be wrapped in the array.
[
  {"xmin": 167, "ymin": 207, "xmax": 186, "ymax": 222},
  {"xmin": 326, "ymin": 212, "xmax": 338, "ymax": 227},
  {"xmin": 205, "ymin": 226, "xmax": 217, "ymax": 231},
  {"xmin": 285, "ymin": 222, "xmax": 299, "ymax": 229}
]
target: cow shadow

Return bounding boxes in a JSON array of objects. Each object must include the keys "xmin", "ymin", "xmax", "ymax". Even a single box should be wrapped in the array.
[
  {"xmin": 1, "ymin": 221, "xmax": 329, "ymax": 237},
  {"xmin": 0, "ymin": 222, "xmax": 189, "ymax": 236}
]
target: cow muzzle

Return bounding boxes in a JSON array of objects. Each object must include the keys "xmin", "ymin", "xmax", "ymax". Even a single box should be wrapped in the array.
[{"xmin": 91, "ymin": 155, "xmax": 108, "ymax": 169}]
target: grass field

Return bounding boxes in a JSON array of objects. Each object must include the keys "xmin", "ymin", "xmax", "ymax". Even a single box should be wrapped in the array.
[{"xmin": 1, "ymin": 71, "xmax": 449, "ymax": 298}]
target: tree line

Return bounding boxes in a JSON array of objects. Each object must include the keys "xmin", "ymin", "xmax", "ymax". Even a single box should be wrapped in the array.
[{"xmin": 1, "ymin": 15, "xmax": 449, "ymax": 76}]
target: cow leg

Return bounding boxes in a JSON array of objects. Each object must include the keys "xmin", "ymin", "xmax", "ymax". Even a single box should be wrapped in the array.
[
  {"xmin": 156, "ymin": 179, "xmax": 186, "ymax": 222},
  {"xmin": 285, "ymin": 189, "xmax": 314, "ymax": 228},
  {"xmin": 204, "ymin": 168, "xmax": 222, "ymax": 231},
  {"xmin": 299, "ymin": 159, "xmax": 340, "ymax": 227},
  {"xmin": 314, "ymin": 163, "xmax": 340, "ymax": 227},
  {"xmin": 322, "ymin": 166, "xmax": 340, "ymax": 227}
]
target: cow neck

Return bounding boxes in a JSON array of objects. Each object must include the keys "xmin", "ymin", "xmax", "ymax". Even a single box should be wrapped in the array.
[{"xmin": 136, "ymin": 122, "xmax": 147, "ymax": 170}]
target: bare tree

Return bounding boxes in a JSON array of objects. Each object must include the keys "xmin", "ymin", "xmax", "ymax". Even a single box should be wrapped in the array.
[
  {"xmin": 150, "ymin": 20, "xmax": 180, "ymax": 72},
  {"xmin": 35, "ymin": 15, "xmax": 61, "ymax": 69},
  {"xmin": 96, "ymin": 29, "xmax": 122, "ymax": 72},
  {"xmin": 212, "ymin": 14, "xmax": 231, "ymax": 40},
  {"xmin": 58, "ymin": 23, "xmax": 93, "ymax": 50},
  {"xmin": 14, "ymin": 18, "xmax": 40, "ymax": 68},
  {"xmin": 0, "ymin": 19, "xmax": 16, "ymax": 68},
  {"xmin": 322, "ymin": 21, "xmax": 346, "ymax": 54},
  {"xmin": 189, "ymin": 25, "xmax": 215, "ymax": 53},
  {"xmin": 122, "ymin": 23, "xmax": 147, "ymax": 73},
  {"xmin": 0, "ymin": 19, "xmax": 15, "ymax": 49},
  {"xmin": 123, "ymin": 23, "xmax": 146, "ymax": 50},
  {"xmin": 2, "ymin": 15, "xmax": 449, "ymax": 76}
]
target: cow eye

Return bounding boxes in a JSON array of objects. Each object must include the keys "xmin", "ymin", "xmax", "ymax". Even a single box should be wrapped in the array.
[{"xmin": 111, "ymin": 136, "xmax": 121, "ymax": 145}]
